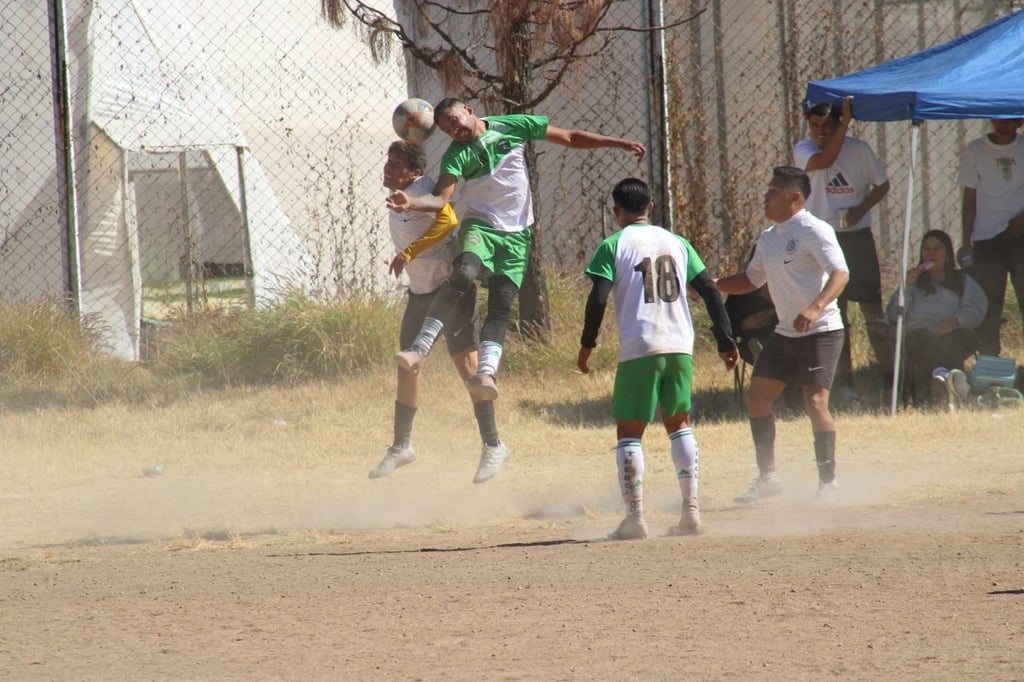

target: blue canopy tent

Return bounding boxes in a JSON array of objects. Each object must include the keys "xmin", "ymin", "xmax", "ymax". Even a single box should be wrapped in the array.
[{"xmin": 804, "ymin": 9, "xmax": 1024, "ymax": 414}]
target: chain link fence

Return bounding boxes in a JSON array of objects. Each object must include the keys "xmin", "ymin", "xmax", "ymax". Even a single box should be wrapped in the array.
[
  {"xmin": 667, "ymin": 0, "xmax": 1024, "ymax": 275},
  {"xmin": 2, "ymin": 0, "xmax": 1021, "ymax": 359}
]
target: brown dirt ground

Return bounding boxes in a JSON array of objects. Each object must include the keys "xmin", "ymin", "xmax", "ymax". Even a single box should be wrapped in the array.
[{"xmin": 1, "ymin": 378, "xmax": 1023, "ymax": 681}]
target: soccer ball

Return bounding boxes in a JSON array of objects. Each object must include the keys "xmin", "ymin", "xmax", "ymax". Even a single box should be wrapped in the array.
[{"xmin": 392, "ymin": 98, "xmax": 436, "ymax": 144}]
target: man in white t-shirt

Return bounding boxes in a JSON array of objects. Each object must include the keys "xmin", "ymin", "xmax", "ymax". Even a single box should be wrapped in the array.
[
  {"xmin": 716, "ymin": 166, "xmax": 849, "ymax": 504},
  {"xmin": 794, "ymin": 96, "xmax": 891, "ymax": 404},
  {"xmin": 578, "ymin": 177, "xmax": 738, "ymax": 540},
  {"xmin": 368, "ymin": 141, "xmax": 497, "ymax": 481},
  {"xmin": 957, "ymin": 118, "xmax": 1024, "ymax": 355}
]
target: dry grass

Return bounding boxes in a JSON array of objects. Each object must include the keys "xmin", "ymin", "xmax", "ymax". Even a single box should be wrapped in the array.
[
  {"xmin": 1, "ymin": 275, "xmax": 1022, "ymax": 550},
  {"xmin": 2, "ymin": 353, "xmax": 1022, "ymax": 551}
]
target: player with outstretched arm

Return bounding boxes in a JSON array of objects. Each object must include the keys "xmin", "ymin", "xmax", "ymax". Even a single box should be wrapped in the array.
[
  {"xmin": 716, "ymin": 166, "xmax": 850, "ymax": 504},
  {"xmin": 386, "ymin": 97, "xmax": 645, "ymax": 484},
  {"xmin": 368, "ymin": 141, "xmax": 502, "ymax": 482}
]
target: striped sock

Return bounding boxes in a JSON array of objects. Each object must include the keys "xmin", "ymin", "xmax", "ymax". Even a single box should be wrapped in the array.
[
  {"xmin": 411, "ymin": 317, "xmax": 444, "ymax": 354},
  {"xmin": 616, "ymin": 438, "xmax": 644, "ymax": 516},
  {"xmin": 477, "ymin": 341, "xmax": 503, "ymax": 376},
  {"xmin": 669, "ymin": 428, "xmax": 699, "ymax": 501}
]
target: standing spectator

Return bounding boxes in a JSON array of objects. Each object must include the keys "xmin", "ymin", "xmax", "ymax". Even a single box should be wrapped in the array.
[
  {"xmin": 387, "ymin": 97, "xmax": 645, "ymax": 483},
  {"xmin": 716, "ymin": 166, "xmax": 849, "ymax": 503},
  {"xmin": 578, "ymin": 178, "xmax": 737, "ymax": 540},
  {"xmin": 957, "ymin": 117, "xmax": 1024, "ymax": 356},
  {"xmin": 368, "ymin": 141, "xmax": 499, "ymax": 482},
  {"xmin": 794, "ymin": 96, "xmax": 892, "ymax": 404},
  {"xmin": 886, "ymin": 230, "xmax": 986, "ymax": 410}
]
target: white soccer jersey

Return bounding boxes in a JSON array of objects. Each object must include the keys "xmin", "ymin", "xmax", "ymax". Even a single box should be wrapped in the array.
[
  {"xmin": 746, "ymin": 209, "xmax": 848, "ymax": 338},
  {"xmin": 389, "ymin": 176, "xmax": 454, "ymax": 294},
  {"xmin": 957, "ymin": 133, "xmax": 1024, "ymax": 241},
  {"xmin": 585, "ymin": 223, "xmax": 705, "ymax": 362},
  {"xmin": 793, "ymin": 136, "xmax": 888, "ymax": 231}
]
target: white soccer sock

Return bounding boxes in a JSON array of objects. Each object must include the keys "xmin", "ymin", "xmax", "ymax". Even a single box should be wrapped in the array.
[
  {"xmin": 616, "ymin": 438, "xmax": 644, "ymax": 516},
  {"xmin": 477, "ymin": 341, "xmax": 503, "ymax": 376},
  {"xmin": 670, "ymin": 428, "xmax": 699, "ymax": 501},
  {"xmin": 411, "ymin": 317, "xmax": 444, "ymax": 353}
]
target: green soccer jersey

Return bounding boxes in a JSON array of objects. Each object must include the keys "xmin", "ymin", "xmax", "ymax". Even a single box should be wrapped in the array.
[{"xmin": 440, "ymin": 114, "xmax": 548, "ymax": 233}]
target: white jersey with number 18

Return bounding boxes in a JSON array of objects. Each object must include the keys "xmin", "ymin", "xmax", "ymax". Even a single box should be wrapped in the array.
[{"xmin": 585, "ymin": 222, "xmax": 706, "ymax": 363}]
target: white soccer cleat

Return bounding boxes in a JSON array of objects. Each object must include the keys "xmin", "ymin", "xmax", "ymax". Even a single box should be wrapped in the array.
[
  {"xmin": 734, "ymin": 471, "xmax": 784, "ymax": 504},
  {"xmin": 466, "ymin": 372, "xmax": 499, "ymax": 401},
  {"xmin": 607, "ymin": 514, "xmax": 649, "ymax": 541},
  {"xmin": 473, "ymin": 441, "xmax": 510, "ymax": 484},
  {"xmin": 669, "ymin": 497, "xmax": 704, "ymax": 536},
  {"xmin": 369, "ymin": 444, "xmax": 417, "ymax": 479},
  {"xmin": 815, "ymin": 479, "xmax": 839, "ymax": 503},
  {"xmin": 394, "ymin": 347, "xmax": 425, "ymax": 373}
]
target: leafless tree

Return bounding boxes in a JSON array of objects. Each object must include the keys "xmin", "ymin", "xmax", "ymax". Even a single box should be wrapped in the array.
[{"xmin": 322, "ymin": 0, "xmax": 701, "ymax": 338}]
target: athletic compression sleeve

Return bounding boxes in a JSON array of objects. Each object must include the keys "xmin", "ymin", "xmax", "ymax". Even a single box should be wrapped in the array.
[
  {"xmin": 580, "ymin": 276, "xmax": 613, "ymax": 348},
  {"xmin": 690, "ymin": 270, "xmax": 737, "ymax": 353},
  {"xmin": 400, "ymin": 203, "xmax": 459, "ymax": 261}
]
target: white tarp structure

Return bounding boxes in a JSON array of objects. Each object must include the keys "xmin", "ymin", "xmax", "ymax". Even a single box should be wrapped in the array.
[
  {"xmin": 0, "ymin": 2, "xmax": 68, "ymax": 305},
  {"xmin": 84, "ymin": 0, "xmax": 313, "ymax": 359},
  {"xmin": 2, "ymin": 0, "xmax": 313, "ymax": 360}
]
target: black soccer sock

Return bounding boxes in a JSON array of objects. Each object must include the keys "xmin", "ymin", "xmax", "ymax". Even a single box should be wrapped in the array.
[
  {"xmin": 749, "ymin": 414, "xmax": 776, "ymax": 475},
  {"xmin": 480, "ymin": 276, "xmax": 519, "ymax": 345},
  {"xmin": 814, "ymin": 430, "xmax": 837, "ymax": 484},
  {"xmin": 474, "ymin": 400, "xmax": 500, "ymax": 447},
  {"xmin": 393, "ymin": 401, "xmax": 417, "ymax": 448}
]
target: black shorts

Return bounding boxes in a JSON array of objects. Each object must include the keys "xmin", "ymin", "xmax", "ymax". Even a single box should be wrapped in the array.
[
  {"xmin": 400, "ymin": 287, "xmax": 480, "ymax": 357},
  {"xmin": 836, "ymin": 228, "xmax": 882, "ymax": 302},
  {"xmin": 751, "ymin": 330, "xmax": 845, "ymax": 390}
]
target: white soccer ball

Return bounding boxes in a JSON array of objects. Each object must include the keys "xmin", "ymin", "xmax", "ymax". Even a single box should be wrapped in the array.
[{"xmin": 392, "ymin": 98, "xmax": 436, "ymax": 143}]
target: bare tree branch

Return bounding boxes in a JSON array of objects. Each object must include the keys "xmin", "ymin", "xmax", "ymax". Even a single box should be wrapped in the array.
[
  {"xmin": 417, "ymin": 0, "xmax": 489, "ymax": 18},
  {"xmin": 595, "ymin": 6, "xmax": 707, "ymax": 33},
  {"xmin": 320, "ymin": 0, "xmax": 693, "ymax": 334}
]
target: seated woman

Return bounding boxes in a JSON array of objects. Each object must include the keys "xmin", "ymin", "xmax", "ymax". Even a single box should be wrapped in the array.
[{"xmin": 886, "ymin": 229, "xmax": 987, "ymax": 408}]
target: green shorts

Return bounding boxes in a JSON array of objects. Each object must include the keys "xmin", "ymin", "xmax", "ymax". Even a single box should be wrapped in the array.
[
  {"xmin": 612, "ymin": 353, "xmax": 693, "ymax": 422},
  {"xmin": 460, "ymin": 222, "xmax": 532, "ymax": 288}
]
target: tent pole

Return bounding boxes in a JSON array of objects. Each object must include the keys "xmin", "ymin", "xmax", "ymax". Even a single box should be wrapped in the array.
[
  {"xmin": 48, "ymin": 0, "xmax": 82, "ymax": 313},
  {"xmin": 123, "ymin": 152, "xmax": 142, "ymax": 360},
  {"xmin": 236, "ymin": 147, "xmax": 256, "ymax": 309},
  {"xmin": 889, "ymin": 121, "xmax": 921, "ymax": 416},
  {"xmin": 178, "ymin": 152, "xmax": 196, "ymax": 314}
]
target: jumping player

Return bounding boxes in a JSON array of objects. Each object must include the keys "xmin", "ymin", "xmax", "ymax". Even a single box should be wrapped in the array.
[
  {"xmin": 369, "ymin": 141, "xmax": 503, "ymax": 483},
  {"xmin": 386, "ymin": 97, "xmax": 645, "ymax": 483}
]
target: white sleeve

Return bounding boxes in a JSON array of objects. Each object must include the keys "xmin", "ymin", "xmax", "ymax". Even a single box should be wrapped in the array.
[
  {"xmin": 957, "ymin": 143, "xmax": 978, "ymax": 189},
  {"xmin": 793, "ymin": 139, "xmax": 818, "ymax": 170},
  {"xmin": 745, "ymin": 238, "xmax": 768, "ymax": 288},
  {"xmin": 815, "ymin": 226, "xmax": 849, "ymax": 274},
  {"xmin": 958, "ymin": 275, "xmax": 988, "ymax": 329},
  {"xmin": 865, "ymin": 144, "xmax": 889, "ymax": 185}
]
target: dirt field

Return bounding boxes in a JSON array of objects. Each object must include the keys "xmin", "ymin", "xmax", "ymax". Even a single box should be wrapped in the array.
[{"xmin": 1, "ymin": 374, "xmax": 1022, "ymax": 680}]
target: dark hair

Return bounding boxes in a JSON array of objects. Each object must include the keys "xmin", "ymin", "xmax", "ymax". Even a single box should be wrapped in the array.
[
  {"xmin": 915, "ymin": 229, "xmax": 964, "ymax": 296},
  {"xmin": 772, "ymin": 165, "xmax": 811, "ymax": 201},
  {"xmin": 805, "ymin": 101, "xmax": 842, "ymax": 122},
  {"xmin": 611, "ymin": 177, "xmax": 651, "ymax": 213},
  {"xmin": 387, "ymin": 140, "xmax": 427, "ymax": 173},
  {"xmin": 434, "ymin": 97, "xmax": 466, "ymax": 118}
]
